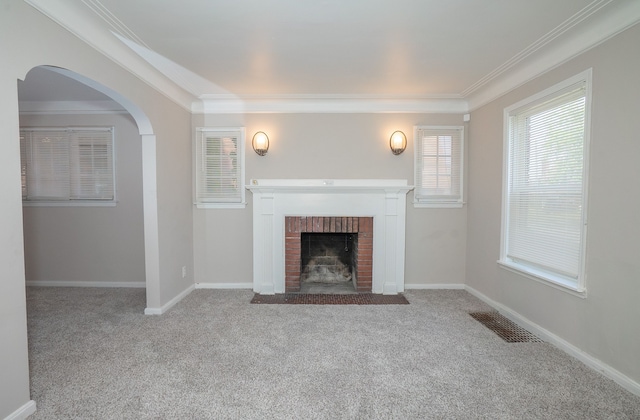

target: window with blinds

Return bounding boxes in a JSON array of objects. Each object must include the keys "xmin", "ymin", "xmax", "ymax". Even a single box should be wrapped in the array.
[
  {"xmin": 414, "ymin": 126, "xmax": 464, "ymax": 208},
  {"xmin": 195, "ymin": 127, "xmax": 245, "ymax": 208},
  {"xmin": 20, "ymin": 127, "xmax": 115, "ymax": 204},
  {"xmin": 500, "ymin": 71, "xmax": 591, "ymax": 294}
]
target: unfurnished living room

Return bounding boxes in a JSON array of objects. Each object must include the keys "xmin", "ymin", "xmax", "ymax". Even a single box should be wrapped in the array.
[{"xmin": 2, "ymin": 0, "xmax": 640, "ymax": 419}]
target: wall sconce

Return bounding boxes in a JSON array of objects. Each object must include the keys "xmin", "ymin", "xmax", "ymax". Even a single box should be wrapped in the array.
[
  {"xmin": 252, "ymin": 131, "xmax": 269, "ymax": 156},
  {"xmin": 389, "ymin": 130, "xmax": 407, "ymax": 155}
]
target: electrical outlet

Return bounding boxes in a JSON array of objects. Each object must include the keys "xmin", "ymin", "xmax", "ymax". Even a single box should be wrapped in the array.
[{"xmin": 181, "ymin": 266, "xmax": 187, "ymax": 278}]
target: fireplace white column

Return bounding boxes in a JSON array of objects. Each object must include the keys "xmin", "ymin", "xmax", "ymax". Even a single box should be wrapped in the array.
[{"xmin": 247, "ymin": 179, "xmax": 413, "ymax": 294}]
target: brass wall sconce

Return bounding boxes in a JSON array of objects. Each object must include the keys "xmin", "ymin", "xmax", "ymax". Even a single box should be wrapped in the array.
[
  {"xmin": 389, "ymin": 130, "xmax": 407, "ymax": 155},
  {"xmin": 252, "ymin": 131, "xmax": 269, "ymax": 156}
]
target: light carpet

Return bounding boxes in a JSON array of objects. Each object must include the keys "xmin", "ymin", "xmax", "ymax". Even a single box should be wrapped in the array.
[{"xmin": 26, "ymin": 287, "xmax": 640, "ymax": 419}]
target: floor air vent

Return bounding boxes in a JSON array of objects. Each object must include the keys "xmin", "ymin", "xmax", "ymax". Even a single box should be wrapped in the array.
[{"xmin": 469, "ymin": 312, "xmax": 543, "ymax": 343}]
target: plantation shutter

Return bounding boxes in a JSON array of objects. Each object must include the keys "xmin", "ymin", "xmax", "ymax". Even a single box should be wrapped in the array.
[
  {"xmin": 507, "ymin": 82, "xmax": 586, "ymax": 280},
  {"xmin": 196, "ymin": 129, "xmax": 242, "ymax": 203},
  {"xmin": 414, "ymin": 126, "xmax": 464, "ymax": 205},
  {"xmin": 69, "ymin": 128, "xmax": 114, "ymax": 200}
]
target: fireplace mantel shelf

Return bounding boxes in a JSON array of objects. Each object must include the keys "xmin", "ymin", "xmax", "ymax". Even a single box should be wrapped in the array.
[{"xmin": 247, "ymin": 179, "xmax": 414, "ymax": 194}]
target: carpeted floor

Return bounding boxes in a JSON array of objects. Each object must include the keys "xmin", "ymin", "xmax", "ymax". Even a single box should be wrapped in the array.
[{"xmin": 26, "ymin": 287, "xmax": 640, "ymax": 419}]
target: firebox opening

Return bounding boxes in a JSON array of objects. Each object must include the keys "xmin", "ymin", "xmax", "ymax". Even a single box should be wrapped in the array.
[{"xmin": 300, "ymin": 233, "xmax": 357, "ymax": 293}]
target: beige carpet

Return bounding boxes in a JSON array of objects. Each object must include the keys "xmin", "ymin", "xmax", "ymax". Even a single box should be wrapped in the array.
[{"xmin": 26, "ymin": 287, "xmax": 640, "ymax": 419}]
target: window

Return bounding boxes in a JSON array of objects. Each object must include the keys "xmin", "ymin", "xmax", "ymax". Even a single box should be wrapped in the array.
[
  {"xmin": 414, "ymin": 125, "xmax": 464, "ymax": 207},
  {"xmin": 500, "ymin": 70, "xmax": 591, "ymax": 295},
  {"xmin": 194, "ymin": 127, "xmax": 245, "ymax": 208},
  {"xmin": 20, "ymin": 127, "xmax": 115, "ymax": 205}
]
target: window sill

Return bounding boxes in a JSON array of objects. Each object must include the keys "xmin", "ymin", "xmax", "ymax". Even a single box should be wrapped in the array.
[
  {"xmin": 497, "ymin": 259, "xmax": 586, "ymax": 298},
  {"xmin": 413, "ymin": 200, "xmax": 464, "ymax": 209},
  {"xmin": 22, "ymin": 200, "xmax": 117, "ymax": 207},
  {"xmin": 195, "ymin": 202, "xmax": 247, "ymax": 209}
]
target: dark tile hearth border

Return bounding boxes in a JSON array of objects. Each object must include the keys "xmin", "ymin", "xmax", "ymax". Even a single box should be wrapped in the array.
[{"xmin": 250, "ymin": 293, "xmax": 410, "ymax": 305}]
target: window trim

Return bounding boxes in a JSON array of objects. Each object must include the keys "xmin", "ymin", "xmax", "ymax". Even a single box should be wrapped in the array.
[
  {"xmin": 20, "ymin": 126, "xmax": 116, "ymax": 207},
  {"xmin": 499, "ymin": 69, "xmax": 592, "ymax": 297},
  {"xmin": 194, "ymin": 127, "xmax": 246, "ymax": 209},
  {"xmin": 413, "ymin": 125, "xmax": 465, "ymax": 208}
]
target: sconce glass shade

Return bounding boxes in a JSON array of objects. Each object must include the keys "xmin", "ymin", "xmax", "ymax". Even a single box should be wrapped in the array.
[
  {"xmin": 390, "ymin": 131, "xmax": 407, "ymax": 155},
  {"xmin": 252, "ymin": 131, "xmax": 269, "ymax": 156}
]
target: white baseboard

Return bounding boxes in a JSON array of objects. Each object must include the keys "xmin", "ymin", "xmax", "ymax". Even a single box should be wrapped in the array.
[
  {"xmin": 464, "ymin": 285, "xmax": 640, "ymax": 398},
  {"xmin": 144, "ymin": 284, "xmax": 195, "ymax": 315},
  {"xmin": 195, "ymin": 282, "xmax": 253, "ymax": 289},
  {"xmin": 405, "ymin": 283, "xmax": 465, "ymax": 290},
  {"xmin": 26, "ymin": 280, "xmax": 145, "ymax": 288},
  {"xmin": 4, "ymin": 400, "xmax": 36, "ymax": 420}
]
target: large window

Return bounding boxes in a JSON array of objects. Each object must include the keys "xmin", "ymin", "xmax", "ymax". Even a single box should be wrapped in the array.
[
  {"xmin": 414, "ymin": 125, "xmax": 464, "ymax": 208},
  {"xmin": 20, "ymin": 127, "xmax": 115, "ymax": 205},
  {"xmin": 194, "ymin": 127, "xmax": 245, "ymax": 208},
  {"xmin": 500, "ymin": 70, "xmax": 591, "ymax": 294}
]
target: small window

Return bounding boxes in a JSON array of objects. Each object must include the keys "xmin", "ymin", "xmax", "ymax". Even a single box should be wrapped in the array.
[
  {"xmin": 194, "ymin": 127, "xmax": 245, "ymax": 208},
  {"xmin": 500, "ymin": 70, "xmax": 591, "ymax": 295},
  {"xmin": 414, "ymin": 125, "xmax": 464, "ymax": 208},
  {"xmin": 20, "ymin": 127, "xmax": 115, "ymax": 205}
]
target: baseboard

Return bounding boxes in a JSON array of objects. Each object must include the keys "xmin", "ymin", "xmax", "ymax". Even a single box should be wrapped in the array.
[
  {"xmin": 144, "ymin": 284, "xmax": 195, "ymax": 315},
  {"xmin": 405, "ymin": 283, "xmax": 465, "ymax": 290},
  {"xmin": 4, "ymin": 400, "xmax": 36, "ymax": 420},
  {"xmin": 26, "ymin": 280, "xmax": 145, "ymax": 288},
  {"xmin": 195, "ymin": 282, "xmax": 253, "ymax": 289},
  {"xmin": 464, "ymin": 285, "xmax": 640, "ymax": 398}
]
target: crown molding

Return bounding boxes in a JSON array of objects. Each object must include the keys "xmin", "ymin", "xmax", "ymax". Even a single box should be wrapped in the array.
[
  {"xmin": 460, "ymin": 0, "xmax": 612, "ymax": 98},
  {"xmin": 465, "ymin": 0, "xmax": 640, "ymax": 111},
  {"xmin": 24, "ymin": 0, "xmax": 640, "ymax": 115},
  {"xmin": 19, "ymin": 100, "xmax": 127, "ymax": 115},
  {"xmin": 24, "ymin": 0, "xmax": 195, "ymax": 112},
  {"xmin": 193, "ymin": 94, "xmax": 469, "ymax": 114}
]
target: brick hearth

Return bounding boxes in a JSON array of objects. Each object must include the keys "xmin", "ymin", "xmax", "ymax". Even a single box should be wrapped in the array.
[{"xmin": 285, "ymin": 216, "xmax": 373, "ymax": 292}]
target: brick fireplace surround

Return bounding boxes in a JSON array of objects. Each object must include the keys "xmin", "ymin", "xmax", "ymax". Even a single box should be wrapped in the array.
[{"xmin": 285, "ymin": 216, "xmax": 373, "ymax": 292}]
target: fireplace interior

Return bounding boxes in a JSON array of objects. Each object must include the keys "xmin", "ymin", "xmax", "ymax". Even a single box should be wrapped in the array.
[{"xmin": 300, "ymin": 233, "xmax": 356, "ymax": 293}]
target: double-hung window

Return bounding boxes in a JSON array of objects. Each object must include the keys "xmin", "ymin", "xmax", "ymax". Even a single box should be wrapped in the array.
[
  {"xmin": 194, "ymin": 127, "xmax": 245, "ymax": 208},
  {"xmin": 500, "ymin": 70, "xmax": 591, "ymax": 295},
  {"xmin": 20, "ymin": 127, "xmax": 115, "ymax": 205},
  {"xmin": 414, "ymin": 125, "xmax": 464, "ymax": 208}
]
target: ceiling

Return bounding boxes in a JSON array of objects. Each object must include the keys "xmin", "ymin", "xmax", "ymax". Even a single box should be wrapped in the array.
[
  {"xmin": 20, "ymin": 0, "xmax": 640, "ymax": 112},
  {"xmin": 93, "ymin": 0, "xmax": 592, "ymax": 96}
]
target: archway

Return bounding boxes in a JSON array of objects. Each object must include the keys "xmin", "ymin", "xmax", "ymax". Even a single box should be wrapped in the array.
[{"xmin": 20, "ymin": 65, "xmax": 160, "ymax": 311}]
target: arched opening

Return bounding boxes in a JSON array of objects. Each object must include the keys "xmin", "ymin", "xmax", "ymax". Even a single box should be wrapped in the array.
[{"xmin": 18, "ymin": 65, "xmax": 160, "ymax": 311}]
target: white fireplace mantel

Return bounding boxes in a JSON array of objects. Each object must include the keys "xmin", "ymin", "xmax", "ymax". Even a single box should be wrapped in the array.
[{"xmin": 247, "ymin": 179, "xmax": 414, "ymax": 295}]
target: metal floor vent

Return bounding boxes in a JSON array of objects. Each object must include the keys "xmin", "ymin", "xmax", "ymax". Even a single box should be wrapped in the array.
[{"xmin": 469, "ymin": 312, "xmax": 543, "ymax": 343}]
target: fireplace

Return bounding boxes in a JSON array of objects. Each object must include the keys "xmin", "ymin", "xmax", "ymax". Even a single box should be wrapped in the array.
[
  {"xmin": 247, "ymin": 179, "xmax": 413, "ymax": 295},
  {"xmin": 285, "ymin": 216, "xmax": 373, "ymax": 292}
]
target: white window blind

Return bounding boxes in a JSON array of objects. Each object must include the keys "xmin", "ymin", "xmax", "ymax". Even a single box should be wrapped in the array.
[
  {"xmin": 502, "ymin": 76, "xmax": 589, "ymax": 291},
  {"xmin": 69, "ymin": 130, "xmax": 114, "ymax": 200},
  {"xmin": 414, "ymin": 126, "xmax": 464, "ymax": 207},
  {"xmin": 195, "ymin": 127, "xmax": 245, "ymax": 207},
  {"xmin": 20, "ymin": 127, "xmax": 114, "ymax": 202},
  {"xmin": 20, "ymin": 132, "xmax": 27, "ymax": 199}
]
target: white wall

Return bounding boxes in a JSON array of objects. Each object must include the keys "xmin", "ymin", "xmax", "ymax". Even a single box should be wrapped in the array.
[
  {"xmin": 192, "ymin": 113, "xmax": 467, "ymax": 288},
  {"xmin": 20, "ymin": 112, "xmax": 145, "ymax": 286},
  {"xmin": 466, "ymin": 23, "xmax": 640, "ymax": 385},
  {"xmin": 0, "ymin": 2, "xmax": 193, "ymax": 417}
]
